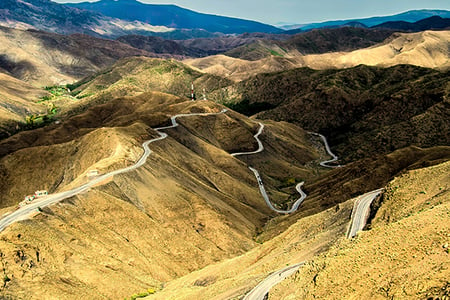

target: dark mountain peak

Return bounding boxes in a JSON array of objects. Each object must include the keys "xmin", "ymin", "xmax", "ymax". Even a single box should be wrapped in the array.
[
  {"xmin": 67, "ymin": 0, "xmax": 282, "ymax": 34},
  {"xmin": 373, "ymin": 15, "xmax": 450, "ymax": 31}
]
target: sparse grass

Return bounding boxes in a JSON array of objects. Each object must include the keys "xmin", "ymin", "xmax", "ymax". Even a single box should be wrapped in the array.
[
  {"xmin": 269, "ymin": 49, "xmax": 283, "ymax": 57},
  {"xmin": 125, "ymin": 289, "xmax": 155, "ymax": 300},
  {"xmin": 270, "ymin": 161, "xmax": 450, "ymax": 300}
]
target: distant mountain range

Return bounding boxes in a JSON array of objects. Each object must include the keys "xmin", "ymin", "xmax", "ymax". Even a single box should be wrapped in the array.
[
  {"xmin": 66, "ymin": 0, "xmax": 281, "ymax": 34},
  {"xmin": 281, "ymin": 9, "xmax": 450, "ymax": 31},
  {"xmin": 0, "ymin": 0, "xmax": 448, "ymax": 40},
  {"xmin": 373, "ymin": 16, "xmax": 450, "ymax": 31},
  {"xmin": 0, "ymin": 0, "xmax": 174, "ymax": 37}
]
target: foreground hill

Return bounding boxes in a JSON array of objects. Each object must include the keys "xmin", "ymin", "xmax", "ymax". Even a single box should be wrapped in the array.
[
  {"xmin": 67, "ymin": 0, "xmax": 281, "ymax": 35},
  {"xmin": 0, "ymin": 0, "xmax": 173, "ymax": 37},
  {"xmin": 185, "ymin": 30, "xmax": 450, "ymax": 81},
  {"xmin": 0, "ymin": 91, "xmax": 328, "ymax": 298},
  {"xmin": 0, "ymin": 50, "xmax": 448, "ymax": 300},
  {"xmin": 143, "ymin": 157, "xmax": 450, "ymax": 299},
  {"xmin": 1, "ymin": 87, "xmax": 448, "ymax": 299},
  {"xmin": 270, "ymin": 160, "xmax": 450, "ymax": 299},
  {"xmin": 218, "ymin": 64, "xmax": 450, "ymax": 163}
]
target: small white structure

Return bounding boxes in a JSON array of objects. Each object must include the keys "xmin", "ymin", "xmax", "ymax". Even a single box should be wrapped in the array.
[
  {"xmin": 34, "ymin": 190, "xmax": 48, "ymax": 197},
  {"xmin": 24, "ymin": 195, "xmax": 36, "ymax": 202},
  {"xmin": 87, "ymin": 169, "xmax": 99, "ymax": 178}
]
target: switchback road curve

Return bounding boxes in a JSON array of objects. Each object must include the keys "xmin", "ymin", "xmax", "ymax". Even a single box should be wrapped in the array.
[
  {"xmin": 231, "ymin": 123, "xmax": 339, "ymax": 214},
  {"xmin": 0, "ymin": 109, "xmax": 228, "ymax": 233}
]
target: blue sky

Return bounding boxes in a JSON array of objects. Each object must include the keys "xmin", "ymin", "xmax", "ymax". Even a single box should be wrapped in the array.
[{"xmin": 54, "ymin": 0, "xmax": 450, "ymax": 25}]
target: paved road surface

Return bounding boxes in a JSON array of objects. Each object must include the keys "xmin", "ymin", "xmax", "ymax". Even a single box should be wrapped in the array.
[
  {"xmin": 231, "ymin": 123, "xmax": 307, "ymax": 214},
  {"xmin": 243, "ymin": 262, "xmax": 305, "ymax": 300},
  {"xmin": 249, "ymin": 167, "xmax": 306, "ymax": 214},
  {"xmin": 347, "ymin": 188, "xmax": 384, "ymax": 238},
  {"xmin": 230, "ymin": 123, "xmax": 340, "ymax": 214},
  {"xmin": 0, "ymin": 109, "xmax": 227, "ymax": 233},
  {"xmin": 308, "ymin": 132, "xmax": 341, "ymax": 167},
  {"xmin": 231, "ymin": 122, "xmax": 264, "ymax": 157}
]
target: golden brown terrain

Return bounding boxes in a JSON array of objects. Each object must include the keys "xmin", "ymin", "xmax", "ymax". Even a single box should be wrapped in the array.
[
  {"xmin": 270, "ymin": 160, "xmax": 450, "ymax": 299},
  {"xmin": 0, "ymin": 26, "xmax": 153, "ymax": 87},
  {"xmin": 185, "ymin": 30, "xmax": 450, "ymax": 81},
  {"xmin": 0, "ymin": 73, "xmax": 47, "ymax": 138},
  {"xmin": 0, "ymin": 91, "xmax": 328, "ymax": 299},
  {"xmin": 0, "ymin": 23, "xmax": 449, "ymax": 300}
]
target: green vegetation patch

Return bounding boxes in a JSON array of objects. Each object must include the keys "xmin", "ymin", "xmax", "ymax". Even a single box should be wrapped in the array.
[
  {"xmin": 125, "ymin": 288, "xmax": 156, "ymax": 300},
  {"xmin": 269, "ymin": 49, "xmax": 283, "ymax": 57}
]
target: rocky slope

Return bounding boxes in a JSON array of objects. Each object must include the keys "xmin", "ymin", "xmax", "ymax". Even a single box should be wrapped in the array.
[
  {"xmin": 0, "ymin": 92, "xmax": 325, "ymax": 299},
  {"xmin": 217, "ymin": 64, "xmax": 450, "ymax": 163},
  {"xmin": 225, "ymin": 27, "xmax": 395, "ymax": 60},
  {"xmin": 270, "ymin": 160, "xmax": 450, "ymax": 299},
  {"xmin": 0, "ymin": 25, "xmax": 159, "ymax": 86},
  {"xmin": 67, "ymin": 0, "xmax": 280, "ymax": 35},
  {"xmin": 185, "ymin": 30, "xmax": 450, "ymax": 81},
  {"xmin": 0, "ymin": 0, "xmax": 173, "ymax": 37},
  {"xmin": 0, "ymin": 73, "xmax": 48, "ymax": 139}
]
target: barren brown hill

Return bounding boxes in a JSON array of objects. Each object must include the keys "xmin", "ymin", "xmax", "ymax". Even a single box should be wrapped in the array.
[
  {"xmin": 103, "ymin": 148, "xmax": 448, "ymax": 300},
  {"xmin": 0, "ymin": 26, "xmax": 156, "ymax": 86},
  {"xmin": 185, "ymin": 30, "xmax": 450, "ymax": 81},
  {"xmin": 0, "ymin": 90, "xmax": 338, "ymax": 299},
  {"xmin": 175, "ymin": 32, "xmax": 289, "ymax": 57},
  {"xmin": 0, "ymin": 73, "xmax": 50, "ymax": 138},
  {"xmin": 64, "ymin": 56, "xmax": 233, "ymax": 113},
  {"xmin": 270, "ymin": 160, "xmax": 450, "ymax": 300},
  {"xmin": 2, "ymin": 88, "xmax": 448, "ymax": 299},
  {"xmin": 218, "ymin": 64, "xmax": 450, "ymax": 163},
  {"xmin": 225, "ymin": 27, "xmax": 395, "ymax": 61}
]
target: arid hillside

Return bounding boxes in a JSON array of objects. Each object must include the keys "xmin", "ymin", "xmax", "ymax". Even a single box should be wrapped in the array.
[
  {"xmin": 89, "ymin": 149, "xmax": 448, "ymax": 300},
  {"xmin": 0, "ymin": 90, "xmax": 337, "ymax": 298},
  {"xmin": 0, "ymin": 73, "xmax": 48, "ymax": 138},
  {"xmin": 61, "ymin": 56, "xmax": 233, "ymax": 118},
  {"xmin": 224, "ymin": 27, "xmax": 395, "ymax": 61},
  {"xmin": 0, "ymin": 26, "xmax": 155, "ymax": 86},
  {"xmin": 217, "ymin": 64, "xmax": 450, "ymax": 163},
  {"xmin": 270, "ymin": 160, "xmax": 450, "ymax": 299},
  {"xmin": 0, "ymin": 22, "xmax": 449, "ymax": 300},
  {"xmin": 185, "ymin": 30, "xmax": 450, "ymax": 81}
]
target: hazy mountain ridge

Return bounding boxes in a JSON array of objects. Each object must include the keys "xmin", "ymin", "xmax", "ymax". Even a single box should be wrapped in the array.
[
  {"xmin": 225, "ymin": 27, "xmax": 395, "ymax": 60},
  {"xmin": 0, "ymin": 0, "xmax": 174, "ymax": 37},
  {"xmin": 374, "ymin": 15, "xmax": 450, "ymax": 31},
  {"xmin": 66, "ymin": 0, "xmax": 281, "ymax": 34},
  {"xmin": 281, "ymin": 9, "xmax": 450, "ymax": 31}
]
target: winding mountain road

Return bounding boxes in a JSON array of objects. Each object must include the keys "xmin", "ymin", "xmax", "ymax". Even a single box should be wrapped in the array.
[
  {"xmin": 347, "ymin": 188, "xmax": 384, "ymax": 238},
  {"xmin": 0, "ymin": 109, "xmax": 228, "ymax": 233},
  {"xmin": 308, "ymin": 132, "xmax": 341, "ymax": 167},
  {"xmin": 238, "ymin": 125, "xmax": 386, "ymax": 300},
  {"xmin": 230, "ymin": 123, "xmax": 340, "ymax": 215},
  {"xmin": 243, "ymin": 262, "xmax": 305, "ymax": 300},
  {"xmin": 0, "ymin": 105, "xmax": 383, "ymax": 300}
]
